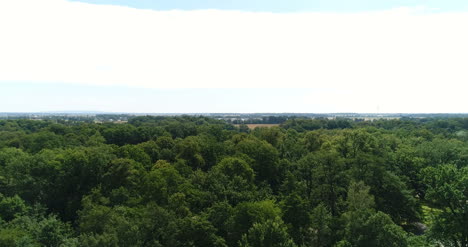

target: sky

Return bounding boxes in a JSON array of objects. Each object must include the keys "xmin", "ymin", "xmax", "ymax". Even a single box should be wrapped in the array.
[
  {"xmin": 1, "ymin": 0, "xmax": 468, "ymax": 113},
  {"xmin": 70, "ymin": 0, "xmax": 468, "ymax": 12}
]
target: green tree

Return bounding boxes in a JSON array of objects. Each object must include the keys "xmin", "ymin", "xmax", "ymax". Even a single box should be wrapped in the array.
[
  {"xmin": 175, "ymin": 136, "xmax": 205, "ymax": 170},
  {"xmin": 340, "ymin": 181, "xmax": 409, "ymax": 247},
  {"xmin": 236, "ymin": 138, "xmax": 279, "ymax": 185},
  {"xmin": 307, "ymin": 203, "xmax": 333, "ymax": 247},
  {"xmin": 297, "ymin": 151, "xmax": 347, "ymax": 216},
  {"xmin": 239, "ymin": 217, "xmax": 297, "ymax": 247},
  {"xmin": 280, "ymin": 193, "xmax": 309, "ymax": 243},
  {"xmin": 423, "ymin": 164, "xmax": 468, "ymax": 247},
  {"xmin": 142, "ymin": 161, "xmax": 188, "ymax": 205},
  {"xmin": 102, "ymin": 158, "xmax": 145, "ymax": 193},
  {"xmin": 228, "ymin": 200, "xmax": 282, "ymax": 245},
  {"xmin": 0, "ymin": 194, "xmax": 29, "ymax": 221}
]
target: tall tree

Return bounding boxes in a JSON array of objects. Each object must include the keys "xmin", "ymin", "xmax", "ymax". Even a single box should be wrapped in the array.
[{"xmin": 423, "ymin": 164, "xmax": 468, "ymax": 247}]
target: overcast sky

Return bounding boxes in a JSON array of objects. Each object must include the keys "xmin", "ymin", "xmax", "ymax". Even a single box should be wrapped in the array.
[{"xmin": 1, "ymin": 0, "xmax": 468, "ymax": 113}]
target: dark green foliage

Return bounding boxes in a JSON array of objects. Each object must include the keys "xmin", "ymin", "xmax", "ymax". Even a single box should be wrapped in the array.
[
  {"xmin": 228, "ymin": 200, "xmax": 282, "ymax": 245},
  {"xmin": 339, "ymin": 181, "xmax": 409, "ymax": 247},
  {"xmin": 0, "ymin": 195, "xmax": 29, "ymax": 221},
  {"xmin": 0, "ymin": 116, "xmax": 466, "ymax": 246},
  {"xmin": 236, "ymin": 137, "xmax": 280, "ymax": 185},
  {"xmin": 308, "ymin": 203, "xmax": 333, "ymax": 247}
]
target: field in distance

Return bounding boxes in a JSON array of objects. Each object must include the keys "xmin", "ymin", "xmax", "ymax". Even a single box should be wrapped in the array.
[{"xmin": 234, "ymin": 124, "xmax": 280, "ymax": 129}]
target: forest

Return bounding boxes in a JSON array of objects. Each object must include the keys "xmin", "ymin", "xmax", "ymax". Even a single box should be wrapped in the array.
[{"xmin": 0, "ymin": 116, "xmax": 466, "ymax": 247}]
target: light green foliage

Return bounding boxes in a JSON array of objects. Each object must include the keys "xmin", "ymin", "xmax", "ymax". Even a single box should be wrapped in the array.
[
  {"xmin": 239, "ymin": 217, "xmax": 297, "ymax": 247},
  {"xmin": 0, "ymin": 228, "xmax": 35, "ymax": 247},
  {"xmin": 10, "ymin": 214, "xmax": 76, "ymax": 247}
]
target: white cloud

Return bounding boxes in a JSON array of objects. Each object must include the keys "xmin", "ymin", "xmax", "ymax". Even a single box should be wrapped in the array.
[{"xmin": 0, "ymin": 0, "xmax": 468, "ymax": 112}]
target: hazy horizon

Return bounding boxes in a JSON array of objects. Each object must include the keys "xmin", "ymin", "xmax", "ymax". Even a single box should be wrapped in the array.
[{"xmin": 2, "ymin": 111, "xmax": 468, "ymax": 115}]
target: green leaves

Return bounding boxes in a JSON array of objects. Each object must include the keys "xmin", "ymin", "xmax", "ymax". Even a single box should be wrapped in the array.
[
  {"xmin": 212, "ymin": 158, "xmax": 254, "ymax": 184},
  {"xmin": 239, "ymin": 217, "xmax": 296, "ymax": 247},
  {"xmin": 0, "ymin": 195, "xmax": 29, "ymax": 222},
  {"xmin": 0, "ymin": 117, "xmax": 467, "ymax": 246},
  {"xmin": 236, "ymin": 138, "xmax": 279, "ymax": 185},
  {"xmin": 422, "ymin": 164, "xmax": 468, "ymax": 247},
  {"xmin": 340, "ymin": 182, "xmax": 410, "ymax": 247},
  {"xmin": 228, "ymin": 200, "xmax": 282, "ymax": 245}
]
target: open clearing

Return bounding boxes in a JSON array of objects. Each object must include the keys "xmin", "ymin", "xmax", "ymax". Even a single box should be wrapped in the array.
[{"xmin": 235, "ymin": 124, "xmax": 280, "ymax": 129}]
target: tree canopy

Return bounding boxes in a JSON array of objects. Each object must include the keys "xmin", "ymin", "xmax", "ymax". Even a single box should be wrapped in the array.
[{"xmin": 0, "ymin": 116, "xmax": 466, "ymax": 246}]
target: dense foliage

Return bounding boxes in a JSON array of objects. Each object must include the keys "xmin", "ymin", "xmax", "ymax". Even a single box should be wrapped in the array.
[{"xmin": 0, "ymin": 116, "xmax": 467, "ymax": 246}]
